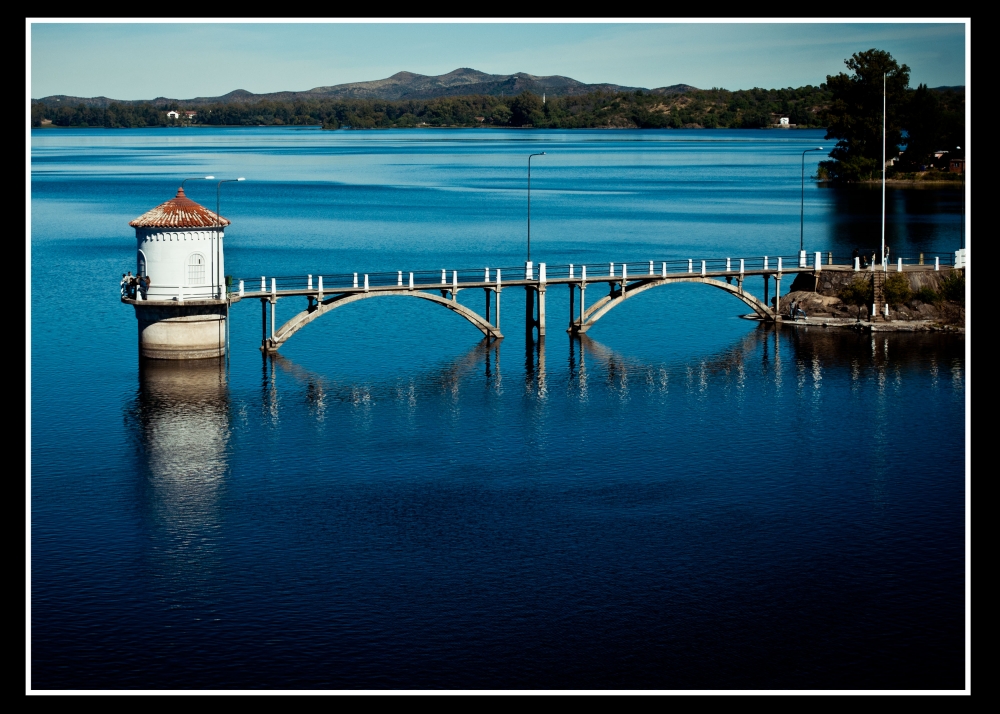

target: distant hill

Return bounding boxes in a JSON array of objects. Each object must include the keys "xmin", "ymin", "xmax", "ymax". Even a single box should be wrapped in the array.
[
  {"xmin": 34, "ymin": 68, "xmax": 699, "ymax": 107},
  {"xmin": 929, "ymin": 85, "xmax": 965, "ymax": 93}
]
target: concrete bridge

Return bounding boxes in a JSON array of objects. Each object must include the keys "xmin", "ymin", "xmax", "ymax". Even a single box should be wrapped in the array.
[{"xmin": 226, "ymin": 252, "xmax": 958, "ymax": 353}]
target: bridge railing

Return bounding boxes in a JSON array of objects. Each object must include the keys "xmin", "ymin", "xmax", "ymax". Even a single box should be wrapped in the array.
[{"xmin": 233, "ymin": 253, "xmax": 958, "ymax": 294}]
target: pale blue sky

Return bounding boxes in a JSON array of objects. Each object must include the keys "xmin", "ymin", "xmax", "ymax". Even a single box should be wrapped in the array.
[{"xmin": 29, "ymin": 21, "xmax": 967, "ymax": 100}]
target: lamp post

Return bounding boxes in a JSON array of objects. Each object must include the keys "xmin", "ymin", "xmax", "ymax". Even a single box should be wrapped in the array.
[
  {"xmin": 215, "ymin": 178, "xmax": 244, "ymax": 298},
  {"xmin": 957, "ymin": 146, "xmax": 964, "ymax": 250},
  {"xmin": 180, "ymin": 175, "xmax": 214, "ymax": 191},
  {"xmin": 800, "ymin": 148, "xmax": 823, "ymax": 266},
  {"xmin": 527, "ymin": 152, "xmax": 546, "ymax": 262}
]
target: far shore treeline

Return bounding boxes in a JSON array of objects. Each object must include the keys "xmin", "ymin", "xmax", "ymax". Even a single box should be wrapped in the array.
[
  {"xmin": 31, "ymin": 50, "xmax": 965, "ymax": 183},
  {"xmin": 32, "ymin": 86, "xmax": 838, "ymax": 130}
]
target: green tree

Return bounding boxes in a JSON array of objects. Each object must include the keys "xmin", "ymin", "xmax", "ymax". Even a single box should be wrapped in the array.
[
  {"xmin": 510, "ymin": 91, "xmax": 543, "ymax": 126},
  {"xmin": 839, "ymin": 277, "xmax": 874, "ymax": 320},
  {"xmin": 820, "ymin": 49, "xmax": 910, "ymax": 182},
  {"xmin": 883, "ymin": 273, "xmax": 912, "ymax": 306}
]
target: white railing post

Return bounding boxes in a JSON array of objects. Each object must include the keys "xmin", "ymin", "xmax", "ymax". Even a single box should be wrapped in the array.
[
  {"xmin": 799, "ymin": 250, "xmax": 807, "ymax": 268},
  {"xmin": 897, "ymin": 257, "xmax": 903, "ymax": 272},
  {"xmin": 260, "ymin": 276, "xmax": 266, "ymax": 292},
  {"xmin": 452, "ymin": 270, "xmax": 458, "ymax": 299},
  {"xmin": 485, "ymin": 267, "xmax": 490, "ymax": 282},
  {"xmin": 777, "ymin": 257, "xmax": 783, "ymax": 273},
  {"xmin": 726, "ymin": 258, "xmax": 731, "ymax": 272},
  {"xmin": 649, "ymin": 260, "xmax": 654, "ymax": 275},
  {"xmin": 441, "ymin": 269, "xmax": 447, "ymax": 284},
  {"xmin": 701, "ymin": 260, "xmax": 706, "ymax": 277},
  {"xmin": 271, "ymin": 278, "xmax": 276, "ymax": 296},
  {"xmin": 539, "ymin": 263, "xmax": 547, "ymax": 283},
  {"xmin": 526, "ymin": 261, "xmax": 533, "ymax": 280},
  {"xmin": 364, "ymin": 274, "xmax": 369, "ymax": 292},
  {"xmin": 764, "ymin": 256, "xmax": 769, "ymax": 271},
  {"xmin": 661, "ymin": 262, "xmax": 666, "ymax": 278},
  {"xmin": 317, "ymin": 276, "xmax": 323, "ymax": 298},
  {"xmin": 238, "ymin": 280, "xmax": 244, "ymax": 297},
  {"xmin": 581, "ymin": 265, "xmax": 587, "ymax": 282},
  {"xmin": 353, "ymin": 273, "xmax": 358, "ymax": 289},
  {"xmin": 739, "ymin": 259, "xmax": 745, "ymax": 275},
  {"xmin": 569, "ymin": 264, "xmax": 574, "ymax": 279},
  {"xmin": 308, "ymin": 274, "xmax": 313, "ymax": 290},
  {"xmin": 398, "ymin": 271, "xmax": 403, "ymax": 287},
  {"xmin": 854, "ymin": 257, "xmax": 860, "ymax": 271},
  {"xmin": 814, "ymin": 252, "xmax": 822, "ymax": 271},
  {"xmin": 688, "ymin": 259, "xmax": 693, "ymax": 274},
  {"xmin": 496, "ymin": 269, "xmax": 502, "ymax": 290},
  {"xmin": 409, "ymin": 272, "xmax": 414, "ymax": 290},
  {"xmin": 609, "ymin": 262, "xmax": 615, "ymax": 277},
  {"xmin": 621, "ymin": 263, "xmax": 627, "ymax": 282}
]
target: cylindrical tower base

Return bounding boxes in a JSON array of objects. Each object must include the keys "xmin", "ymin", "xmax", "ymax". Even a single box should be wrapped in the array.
[{"xmin": 132, "ymin": 300, "xmax": 227, "ymax": 360}]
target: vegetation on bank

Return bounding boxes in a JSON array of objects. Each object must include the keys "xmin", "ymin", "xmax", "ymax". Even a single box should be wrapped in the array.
[
  {"xmin": 31, "ymin": 85, "xmax": 836, "ymax": 131},
  {"xmin": 819, "ymin": 49, "xmax": 964, "ymax": 183}
]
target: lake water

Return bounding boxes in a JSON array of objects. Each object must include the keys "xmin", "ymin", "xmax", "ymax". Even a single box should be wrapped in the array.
[{"xmin": 30, "ymin": 127, "xmax": 967, "ymax": 690}]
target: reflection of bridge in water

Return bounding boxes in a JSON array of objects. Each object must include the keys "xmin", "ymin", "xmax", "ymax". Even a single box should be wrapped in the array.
[{"xmin": 229, "ymin": 253, "xmax": 957, "ymax": 353}]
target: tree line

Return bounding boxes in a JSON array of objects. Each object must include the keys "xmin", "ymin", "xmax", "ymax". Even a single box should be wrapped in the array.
[
  {"xmin": 31, "ymin": 85, "xmax": 835, "ymax": 131},
  {"xmin": 819, "ymin": 49, "xmax": 964, "ymax": 182}
]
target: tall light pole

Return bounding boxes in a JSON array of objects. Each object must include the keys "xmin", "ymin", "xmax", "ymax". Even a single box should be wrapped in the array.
[
  {"xmin": 800, "ymin": 148, "xmax": 823, "ymax": 265},
  {"xmin": 527, "ymin": 152, "xmax": 546, "ymax": 262},
  {"xmin": 957, "ymin": 146, "xmax": 964, "ymax": 250},
  {"xmin": 215, "ymin": 178, "xmax": 244, "ymax": 298}
]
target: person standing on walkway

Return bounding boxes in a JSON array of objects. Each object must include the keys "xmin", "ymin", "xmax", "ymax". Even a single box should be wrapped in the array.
[{"xmin": 120, "ymin": 273, "xmax": 127, "ymax": 299}]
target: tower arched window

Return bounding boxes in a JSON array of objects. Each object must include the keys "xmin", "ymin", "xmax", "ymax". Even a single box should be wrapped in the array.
[
  {"xmin": 137, "ymin": 250, "xmax": 147, "ymax": 278},
  {"xmin": 187, "ymin": 253, "xmax": 206, "ymax": 285}
]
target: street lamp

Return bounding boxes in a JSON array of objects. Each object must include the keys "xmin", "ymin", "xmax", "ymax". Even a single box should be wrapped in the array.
[
  {"xmin": 800, "ymin": 148, "xmax": 823, "ymax": 266},
  {"xmin": 527, "ymin": 152, "xmax": 546, "ymax": 262},
  {"xmin": 215, "ymin": 178, "xmax": 244, "ymax": 298},
  {"xmin": 957, "ymin": 146, "xmax": 964, "ymax": 250},
  {"xmin": 180, "ymin": 175, "xmax": 214, "ymax": 191}
]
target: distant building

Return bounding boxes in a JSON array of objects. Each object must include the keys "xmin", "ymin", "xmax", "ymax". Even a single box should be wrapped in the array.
[
  {"xmin": 949, "ymin": 158, "xmax": 965, "ymax": 174},
  {"xmin": 166, "ymin": 111, "xmax": 180, "ymax": 119},
  {"xmin": 185, "ymin": 111, "xmax": 197, "ymax": 119},
  {"xmin": 474, "ymin": 116, "xmax": 485, "ymax": 123},
  {"xmin": 772, "ymin": 116, "xmax": 796, "ymax": 128},
  {"xmin": 779, "ymin": 117, "xmax": 790, "ymax": 126},
  {"xmin": 933, "ymin": 150, "xmax": 948, "ymax": 159}
]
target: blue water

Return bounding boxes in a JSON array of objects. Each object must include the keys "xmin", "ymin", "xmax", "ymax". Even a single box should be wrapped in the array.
[{"xmin": 31, "ymin": 128, "xmax": 966, "ymax": 690}]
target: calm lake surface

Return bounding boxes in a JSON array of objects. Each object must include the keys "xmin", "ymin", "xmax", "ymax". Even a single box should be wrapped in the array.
[{"xmin": 30, "ymin": 127, "xmax": 966, "ymax": 689}]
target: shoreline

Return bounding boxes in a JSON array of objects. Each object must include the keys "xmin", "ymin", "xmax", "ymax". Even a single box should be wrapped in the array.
[{"xmin": 741, "ymin": 314, "xmax": 965, "ymax": 334}]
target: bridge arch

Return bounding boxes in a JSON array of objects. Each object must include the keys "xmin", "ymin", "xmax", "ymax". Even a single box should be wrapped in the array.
[
  {"xmin": 265, "ymin": 289, "xmax": 502, "ymax": 351},
  {"xmin": 577, "ymin": 276, "xmax": 774, "ymax": 333}
]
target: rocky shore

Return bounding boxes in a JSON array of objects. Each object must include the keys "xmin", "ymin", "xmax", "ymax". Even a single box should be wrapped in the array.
[{"xmin": 752, "ymin": 267, "xmax": 966, "ymax": 333}]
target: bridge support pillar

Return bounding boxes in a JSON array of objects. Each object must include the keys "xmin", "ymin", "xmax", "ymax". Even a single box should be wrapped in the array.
[
  {"xmin": 568, "ymin": 283, "xmax": 575, "ymax": 331},
  {"xmin": 261, "ymin": 298, "xmax": 267, "ymax": 348},
  {"xmin": 774, "ymin": 274, "xmax": 781, "ymax": 317},
  {"xmin": 537, "ymin": 286, "xmax": 546, "ymax": 338},
  {"xmin": 525, "ymin": 286, "xmax": 535, "ymax": 340},
  {"xmin": 763, "ymin": 274, "xmax": 769, "ymax": 308}
]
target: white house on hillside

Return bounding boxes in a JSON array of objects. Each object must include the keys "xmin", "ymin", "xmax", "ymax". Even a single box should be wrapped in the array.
[{"xmin": 166, "ymin": 110, "xmax": 180, "ymax": 119}]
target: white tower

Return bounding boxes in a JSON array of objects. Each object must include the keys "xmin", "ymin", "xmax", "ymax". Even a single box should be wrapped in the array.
[{"xmin": 125, "ymin": 187, "xmax": 231, "ymax": 359}]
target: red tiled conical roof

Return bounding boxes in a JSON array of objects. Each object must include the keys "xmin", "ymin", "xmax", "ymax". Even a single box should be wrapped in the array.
[{"xmin": 129, "ymin": 187, "xmax": 231, "ymax": 228}]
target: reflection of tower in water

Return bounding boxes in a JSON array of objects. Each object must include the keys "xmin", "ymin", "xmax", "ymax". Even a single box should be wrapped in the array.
[{"xmin": 132, "ymin": 358, "xmax": 231, "ymax": 575}]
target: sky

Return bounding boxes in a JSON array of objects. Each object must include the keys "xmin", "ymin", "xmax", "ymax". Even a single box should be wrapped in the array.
[{"xmin": 29, "ymin": 20, "xmax": 968, "ymax": 100}]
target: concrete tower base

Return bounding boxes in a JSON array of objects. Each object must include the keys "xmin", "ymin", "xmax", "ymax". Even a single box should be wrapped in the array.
[{"xmin": 131, "ymin": 300, "xmax": 227, "ymax": 359}]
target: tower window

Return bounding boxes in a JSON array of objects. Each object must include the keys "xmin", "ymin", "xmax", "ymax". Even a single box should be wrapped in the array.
[
  {"xmin": 187, "ymin": 253, "xmax": 206, "ymax": 285},
  {"xmin": 137, "ymin": 251, "xmax": 147, "ymax": 277}
]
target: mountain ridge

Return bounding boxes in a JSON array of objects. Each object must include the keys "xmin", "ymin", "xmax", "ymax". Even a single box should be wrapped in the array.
[{"xmin": 33, "ymin": 68, "xmax": 700, "ymax": 107}]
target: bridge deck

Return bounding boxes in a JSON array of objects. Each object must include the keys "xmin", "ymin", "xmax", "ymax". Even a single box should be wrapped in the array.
[{"xmin": 231, "ymin": 265, "xmax": 895, "ymax": 302}]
